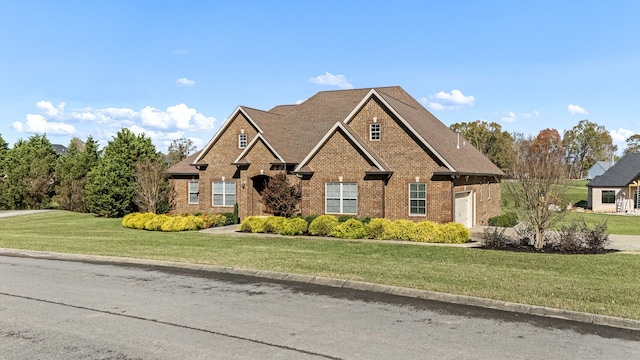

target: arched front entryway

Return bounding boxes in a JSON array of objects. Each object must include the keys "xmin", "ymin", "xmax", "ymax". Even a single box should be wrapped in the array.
[{"xmin": 250, "ymin": 174, "xmax": 272, "ymax": 216}]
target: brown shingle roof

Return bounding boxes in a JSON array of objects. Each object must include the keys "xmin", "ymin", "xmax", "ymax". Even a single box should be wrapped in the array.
[
  {"xmin": 375, "ymin": 88, "xmax": 504, "ymax": 176},
  {"xmin": 197, "ymin": 86, "xmax": 503, "ymax": 177},
  {"xmin": 166, "ymin": 151, "xmax": 200, "ymax": 176}
]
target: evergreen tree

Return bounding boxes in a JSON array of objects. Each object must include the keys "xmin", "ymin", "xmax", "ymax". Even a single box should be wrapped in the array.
[
  {"xmin": 0, "ymin": 134, "xmax": 57, "ymax": 209},
  {"xmin": 55, "ymin": 136, "xmax": 100, "ymax": 212},
  {"xmin": 84, "ymin": 129, "xmax": 157, "ymax": 217}
]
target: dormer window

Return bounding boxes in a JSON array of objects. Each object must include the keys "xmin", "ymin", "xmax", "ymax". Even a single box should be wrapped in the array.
[
  {"xmin": 369, "ymin": 123, "xmax": 381, "ymax": 141},
  {"xmin": 238, "ymin": 133, "xmax": 247, "ymax": 149}
]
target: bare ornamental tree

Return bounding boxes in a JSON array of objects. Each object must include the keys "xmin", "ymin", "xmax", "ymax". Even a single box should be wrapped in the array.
[{"xmin": 506, "ymin": 130, "xmax": 570, "ymax": 249}]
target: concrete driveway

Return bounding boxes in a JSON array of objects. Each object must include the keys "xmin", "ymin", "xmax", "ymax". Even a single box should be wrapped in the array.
[{"xmin": 0, "ymin": 210, "xmax": 54, "ymax": 218}]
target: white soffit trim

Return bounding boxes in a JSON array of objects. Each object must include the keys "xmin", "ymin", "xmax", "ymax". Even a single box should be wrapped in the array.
[
  {"xmin": 193, "ymin": 106, "xmax": 264, "ymax": 164},
  {"xmin": 294, "ymin": 122, "xmax": 385, "ymax": 172},
  {"xmin": 233, "ymin": 133, "xmax": 285, "ymax": 163}
]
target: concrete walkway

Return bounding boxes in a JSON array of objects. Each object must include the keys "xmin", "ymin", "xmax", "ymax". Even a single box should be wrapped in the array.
[
  {"xmin": 0, "ymin": 210, "xmax": 54, "ymax": 218},
  {"xmin": 201, "ymin": 224, "xmax": 640, "ymax": 251}
]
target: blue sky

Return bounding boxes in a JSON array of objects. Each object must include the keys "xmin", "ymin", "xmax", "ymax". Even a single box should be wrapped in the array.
[{"xmin": 1, "ymin": 1, "xmax": 639, "ymax": 154}]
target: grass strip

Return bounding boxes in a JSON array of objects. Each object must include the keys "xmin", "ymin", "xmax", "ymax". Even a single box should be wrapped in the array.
[{"xmin": 1, "ymin": 211, "xmax": 640, "ymax": 319}]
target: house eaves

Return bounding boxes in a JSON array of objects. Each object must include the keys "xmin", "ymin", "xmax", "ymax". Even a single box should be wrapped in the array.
[
  {"xmin": 342, "ymin": 89, "xmax": 456, "ymax": 172},
  {"xmin": 232, "ymin": 133, "xmax": 286, "ymax": 164},
  {"xmin": 294, "ymin": 121, "xmax": 390, "ymax": 173},
  {"xmin": 193, "ymin": 106, "xmax": 264, "ymax": 164}
]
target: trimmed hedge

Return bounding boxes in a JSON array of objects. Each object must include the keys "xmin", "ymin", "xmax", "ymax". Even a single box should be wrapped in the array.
[
  {"xmin": 122, "ymin": 212, "xmax": 227, "ymax": 232},
  {"xmin": 330, "ymin": 218, "xmax": 367, "ymax": 239},
  {"xmin": 239, "ymin": 215, "xmax": 470, "ymax": 244},
  {"xmin": 308, "ymin": 215, "xmax": 339, "ymax": 236},
  {"xmin": 238, "ymin": 216, "xmax": 308, "ymax": 236}
]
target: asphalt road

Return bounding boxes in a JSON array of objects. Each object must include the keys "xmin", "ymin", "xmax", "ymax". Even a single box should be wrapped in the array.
[{"xmin": 1, "ymin": 255, "xmax": 639, "ymax": 359}]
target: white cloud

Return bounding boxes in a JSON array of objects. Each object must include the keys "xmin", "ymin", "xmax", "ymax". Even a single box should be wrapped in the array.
[
  {"xmin": 568, "ymin": 104, "xmax": 588, "ymax": 115},
  {"xmin": 520, "ymin": 110, "xmax": 540, "ymax": 119},
  {"xmin": 12, "ymin": 100, "xmax": 216, "ymax": 152},
  {"xmin": 421, "ymin": 89, "xmax": 475, "ymax": 111},
  {"xmin": 502, "ymin": 111, "xmax": 517, "ymax": 123},
  {"xmin": 11, "ymin": 114, "xmax": 76, "ymax": 135},
  {"xmin": 309, "ymin": 72, "xmax": 353, "ymax": 89},
  {"xmin": 68, "ymin": 103, "xmax": 215, "ymax": 132},
  {"xmin": 610, "ymin": 128, "xmax": 635, "ymax": 143},
  {"xmin": 36, "ymin": 101, "xmax": 65, "ymax": 118},
  {"xmin": 176, "ymin": 77, "xmax": 195, "ymax": 87},
  {"xmin": 172, "ymin": 49, "xmax": 188, "ymax": 55}
]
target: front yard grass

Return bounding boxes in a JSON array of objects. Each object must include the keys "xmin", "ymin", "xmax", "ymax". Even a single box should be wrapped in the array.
[{"xmin": 2, "ymin": 211, "xmax": 640, "ymax": 320}]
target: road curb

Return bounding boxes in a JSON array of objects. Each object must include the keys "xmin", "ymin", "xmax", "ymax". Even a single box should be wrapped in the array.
[{"xmin": 3, "ymin": 247, "xmax": 640, "ymax": 331}]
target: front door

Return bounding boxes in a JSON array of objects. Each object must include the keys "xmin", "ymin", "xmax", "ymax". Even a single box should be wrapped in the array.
[
  {"xmin": 455, "ymin": 191, "xmax": 473, "ymax": 227},
  {"xmin": 250, "ymin": 175, "xmax": 272, "ymax": 216}
]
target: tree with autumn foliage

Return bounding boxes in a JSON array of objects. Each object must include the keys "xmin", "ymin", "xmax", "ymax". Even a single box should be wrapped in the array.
[
  {"xmin": 449, "ymin": 120, "xmax": 514, "ymax": 174},
  {"xmin": 261, "ymin": 172, "xmax": 301, "ymax": 217}
]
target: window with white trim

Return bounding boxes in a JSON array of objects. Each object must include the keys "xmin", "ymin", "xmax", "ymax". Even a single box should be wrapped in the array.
[
  {"xmin": 238, "ymin": 133, "xmax": 247, "ymax": 149},
  {"xmin": 188, "ymin": 181, "xmax": 199, "ymax": 204},
  {"xmin": 369, "ymin": 123, "xmax": 381, "ymax": 141},
  {"xmin": 212, "ymin": 181, "xmax": 236, "ymax": 206},
  {"xmin": 409, "ymin": 183, "xmax": 426, "ymax": 216},
  {"xmin": 326, "ymin": 182, "xmax": 357, "ymax": 214},
  {"xmin": 487, "ymin": 183, "xmax": 491, "ymax": 200}
]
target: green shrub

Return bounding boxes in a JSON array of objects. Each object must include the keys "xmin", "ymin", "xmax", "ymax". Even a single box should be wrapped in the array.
[
  {"xmin": 220, "ymin": 211, "xmax": 238, "ymax": 225},
  {"xmin": 337, "ymin": 215, "xmax": 356, "ymax": 223},
  {"xmin": 304, "ymin": 214, "xmax": 319, "ymax": 226},
  {"xmin": 160, "ymin": 216, "xmax": 180, "ymax": 232},
  {"xmin": 365, "ymin": 218, "xmax": 393, "ymax": 239},
  {"xmin": 359, "ymin": 216, "xmax": 372, "ymax": 224},
  {"xmin": 122, "ymin": 213, "xmax": 137, "ymax": 228},
  {"xmin": 387, "ymin": 220, "xmax": 416, "ymax": 241},
  {"xmin": 264, "ymin": 216, "xmax": 287, "ymax": 234},
  {"xmin": 330, "ymin": 218, "xmax": 366, "ymax": 239},
  {"xmin": 144, "ymin": 214, "xmax": 169, "ymax": 231},
  {"xmin": 439, "ymin": 222, "xmax": 470, "ymax": 244},
  {"xmin": 488, "ymin": 212, "xmax": 518, "ymax": 227},
  {"xmin": 409, "ymin": 221, "xmax": 443, "ymax": 242},
  {"xmin": 157, "ymin": 215, "xmax": 202, "ymax": 232},
  {"xmin": 239, "ymin": 216, "xmax": 267, "ymax": 233},
  {"xmin": 201, "ymin": 213, "xmax": 227, "ymax": 228},
  {"xmin": 280, "ymin": 217, "xmax": 308, "ymax": 236},
  {"xmin": 308, "ymin": 215, "xmax": 339, "ymax": 236}
]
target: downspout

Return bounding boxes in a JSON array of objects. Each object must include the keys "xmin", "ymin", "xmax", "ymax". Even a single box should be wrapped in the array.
[
  {"xmin": 381, "ymin": 178, "xmax": 386, "ymax": 218},
  {"xmin": 450, "ymin": 175, "xmax": 456, "ymax": 223}
]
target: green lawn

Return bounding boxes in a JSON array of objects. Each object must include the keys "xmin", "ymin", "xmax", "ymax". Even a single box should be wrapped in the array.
[
  {"xmin": 1, "ymin": 211, "xmax": 640, "ymax": 320},
  {"xmin": 502, "ymin": 179, "xmax": 640, "ymax": 235}
]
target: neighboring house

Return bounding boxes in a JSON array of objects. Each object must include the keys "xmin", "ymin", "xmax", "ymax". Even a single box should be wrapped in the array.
[
  {"xmin": 167, "ymin": 86, "xmax": 504, "ymax": 227},
  {"xmin": 52, "ymin": 144, "xmax": 68, "ymax": 156},
  {"xmin": 587, "ymin": 160, "xmax": 615, "ymax": 180},
  {"xmin": 586, "ymin": 153, "xmax": 640, "ymax": 213}
]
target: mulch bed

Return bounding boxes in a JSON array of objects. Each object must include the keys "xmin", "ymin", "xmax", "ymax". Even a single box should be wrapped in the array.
[{"xmin": 480, "ymin": 244, "xmax": 617, "ymax": 255}]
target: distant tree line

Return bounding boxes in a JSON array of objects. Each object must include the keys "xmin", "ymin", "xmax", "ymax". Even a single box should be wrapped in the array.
[
  {"xmin": 0, "ymin": 130, "xmax": 194, "ymax": 216},
  {"xmin": 450, "ymin": 119, "xmax": 638, "ymax": 179}
]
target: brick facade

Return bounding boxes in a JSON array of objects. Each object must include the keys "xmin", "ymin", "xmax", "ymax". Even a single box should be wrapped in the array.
[{"xmin": 167, "ymin": 87, "xmax": 503, "ymax": 226}]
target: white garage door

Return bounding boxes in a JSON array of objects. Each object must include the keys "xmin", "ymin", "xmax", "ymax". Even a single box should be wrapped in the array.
[{"xmin": 455, "ymin": 192, "xmax": 473, "ymax": 228}]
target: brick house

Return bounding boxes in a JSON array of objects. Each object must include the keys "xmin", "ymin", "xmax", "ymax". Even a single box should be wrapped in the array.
[{"xmin": 167, "ymin": 86, "xmax": 504, "ymax": 227}]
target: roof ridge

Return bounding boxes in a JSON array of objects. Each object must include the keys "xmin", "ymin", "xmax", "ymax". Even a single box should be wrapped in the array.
[
  {"xmin": 241, "ymin": 106, "xmax": 284, "ymax": 115},
  {"xmin": 375, "ymin": 88, "xmax": 420, "ymax": 111}
]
